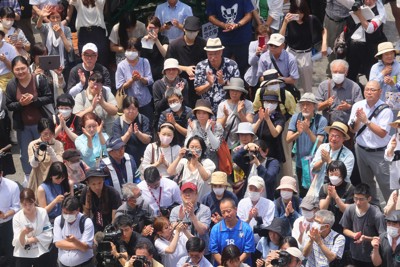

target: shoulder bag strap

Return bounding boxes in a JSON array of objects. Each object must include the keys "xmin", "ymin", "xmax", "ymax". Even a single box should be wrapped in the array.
[
  {"xmin": 356, "ymin": 104, "xmax": 389, "ymax": 137},
  {"xmin": 270, "ymin": 54, "xmax": 284, "ymax": 77}
]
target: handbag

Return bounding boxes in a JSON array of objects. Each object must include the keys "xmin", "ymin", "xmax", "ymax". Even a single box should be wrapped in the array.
[
  {"xmin": 300, "ymin": 137, "xmax": 319, "ymax": 189},
  {"xmin": 115, "ymin": 87, "xmax": 126, "ymax": 113}
]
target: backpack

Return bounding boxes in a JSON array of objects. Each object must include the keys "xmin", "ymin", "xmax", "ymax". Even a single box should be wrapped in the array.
[{"xmin": 60, "ymin": 215, "xmax": 88, "ymax": 234}]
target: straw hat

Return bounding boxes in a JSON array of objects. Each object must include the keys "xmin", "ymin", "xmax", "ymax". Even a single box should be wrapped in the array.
[
  {"xmin": 375, "ymin": 42, "xmax": 397, "ymax": 58},
  {"xmin": 276, "ymin": 176, "xmax": 298, "ymax": 193},
  {"xmin": 390, "ymin": 111, "xmax": 400, "ymax": 128},
  {"xmin": 324, "ymin": 121, "xmax": 350, "ymax": 140},
  {"xmin": 260, "ymin": 69, "xmax": 284, "ymax": 87},
  {"xmin": 192, "ymin": 99, "xmax": 213, "ymax": 115},
  {"xmin": 204, "ymin": 38, "xmax": 225, "ymax": 51},
  {"xmin": 209, "ymin": 171, "xmax": 230, "ymax": 186},
  {"xmin": 223, "ymin": 77, "xmax": 248, "ymax": 94}
]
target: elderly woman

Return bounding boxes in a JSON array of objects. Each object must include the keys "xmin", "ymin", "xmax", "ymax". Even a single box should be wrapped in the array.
[
  {"xmin": 115, "ymin": 37, "xmax": 154, "ymax": 125},
  {"xmin": 73, "ymin": 71, "xmax": 118, "ymax": 136},
  {"xmin": 217, "ymin": 78, "xmax": 253, "ymax": 149},
  {"xmin": 370, "ymin": 41, "xmax": 400, "ymax": 102}
]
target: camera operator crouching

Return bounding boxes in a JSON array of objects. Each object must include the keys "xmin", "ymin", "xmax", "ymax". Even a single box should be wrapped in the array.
[
  {"xmin": 270, "ymin": 247, "xmax": 304, "ymax": 267},
  {"xmin": 106, "ymin": 215, "xmax": 158, "ymax": 267},
  {"xmin": 125, "ymin": 242, "xmax": 163, "ymax": 267}
]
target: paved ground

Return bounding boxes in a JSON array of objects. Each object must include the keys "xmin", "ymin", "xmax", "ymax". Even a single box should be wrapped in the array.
[{"xmin": 5, "ymin": 6, "xmax": 400, "ymax": 191}]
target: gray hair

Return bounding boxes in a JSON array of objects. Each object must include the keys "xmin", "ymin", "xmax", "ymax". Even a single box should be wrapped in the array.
[
  {"xmin": 121, "ymin": 182, "xmax": 139, "ymax": 200},
  {"xmin": 165, "ymin": 88, "xmax": 183, "ymax": 99},
  {"xmin": 315, "ymin": 210, "xmax": 335, "ymax": 227},
  {"xmin": 330, "ymin": 59, "xmax": 349, "ymax": 72}
]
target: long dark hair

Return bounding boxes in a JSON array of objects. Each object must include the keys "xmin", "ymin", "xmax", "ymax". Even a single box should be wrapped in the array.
[
  {"xmin": 289, "ymin": 0, "xmax": 311, "ymax": 21},
  {"xmin": 118, "ymin": 11, "xmax": 138, "ymax": 50},
  {"xmin": 43, "ymin": 162, "xmax": 70, "ymax": 193},
  {"xmin": 186, "ymin": 136, "xmax": 207, "ymax": 161}
]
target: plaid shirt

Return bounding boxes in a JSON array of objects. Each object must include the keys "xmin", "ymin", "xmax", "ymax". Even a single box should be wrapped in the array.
[
  {"xmin": 306, "ymin": 229, "xmax": 345, "ymax": 267},
  {"xmin": 0, "ymin": 1, "xmax": 21, "ymax": 15}
]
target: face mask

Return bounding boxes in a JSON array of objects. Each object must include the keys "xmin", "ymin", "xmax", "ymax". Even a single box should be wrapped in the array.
[
  {"xmin": 329, "ymin": 175, "xmax": 342, "ymax": 186},
  {"xmin": 62, "ymin": 213, "xmax": 77, "ymax": 223},
  {"xmin": 332, "ymin": 73, "xmax": 345, "ymax": 84},
  {"xmin": 302, "ymin": 210, "xmax": 314, "ymax": 220},
  {"xmin": 249, "ymin": 191, "xmax": 261, "ymax": 202},
  {"xmin": 213, "ymin": 187, "xmax": 225, "ymax": 196},
  {"xmin": 125, "ymin": 51, "xmax": 138, "ymax": 61},
  {"xmin": 388, "ymin": 226, "xmax": 399, "ymax": 238},
  {"xmin": 169, "ymin": 102, "xmax": 181, "ymax": 112},
  {"xmin": 267, "ymin": 84, "xmax": 280, "ymax": 91},
  {"xmin": 185, "ymin": 31, "xmax": 198, "ymax": 40},
  {"xmin": 159, "ymin": 136, "xmax": 173, "ymax": 145},
  {"xmin": 59, "ymin": 109, "xmax": 72, "ymax": 118},
  {"xmin": 193, "ymin": 148, "xmax": 202, "ymax": 157},
  {"xmin": 281, "ymin": 190, "xmax": 293, "ymax": 200},
  {"xmin": 263, "ymin": 102, "xmax": 278, "ymax": 112},
  {"xmin": 1, "ymin": 20, "xmax": 13, "ymax": 29},
  {"xmin": 312, "ymin": 222, "xmax": 322, "ymax": 231}
]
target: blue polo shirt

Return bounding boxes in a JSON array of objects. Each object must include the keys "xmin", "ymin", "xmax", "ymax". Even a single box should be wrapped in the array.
[{"xmin": 209, "ymin": 217, "xmax": 255, "ymax": 265}]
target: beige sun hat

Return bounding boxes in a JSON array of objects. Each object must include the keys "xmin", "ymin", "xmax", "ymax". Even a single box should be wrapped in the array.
[
  {"xmin": 192, "ymin": 99, "xmax": 213, "ymax": 115},
  {"xmin": 375, "ymin": 42, "xmax": 397, "ymax": 58},
  {"xmin": 276, "ymin": 176, "xmax": 298, "ymax": 193},
  {"xmin": 324, "ymin": 121, "xmax": 350, "ymax": 140},
  {"xmin": 162, "ymin": 58, "xmax": 182, "ymax": 74},
  {"xmin": 209, "ymin": 171, "xmax": 230, "ymax": 186}
]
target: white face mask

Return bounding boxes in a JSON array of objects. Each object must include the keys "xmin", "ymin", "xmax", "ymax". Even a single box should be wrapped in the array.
[
  {"xmin": 312, "ymin": 222, "xmax": 322, "ymax": 231},
  {"xmin": 159, "ymin": 136, "xmax": 173, "ymax": 146},
  {"xmin": 125, "ymin": 51, "xmax": 138, "ymax": 61},
  {"xmin": 281, "ymin": 190, "xmax": 293, "ymax": 200},
  {"xmin": 263, "ymin": 102, "xmax": 278, "ymax": 112},
  {"xmin": 1, "ymin": 20, "xmax": 13, "ymax": 29},
  {"xmin": 332, "ymin": 73, "xmax": 345, "ymax": 84},
  {"xmin": 302, "ymin": 210, "xmax": 314, "ymax": 220},
  {"xmin": 329, "ymin": 175, "xmax": 342, "ymax": 186},
  {"xmin": 169, "ymin": 102, "xmax": 182, "ymax": 112},
  {"xmin": 388, "ymin": 226, "xmax": 400, "ymax": 238},
  {"xmin": 59, "ymin": 109, "xmax": 72, "ymax": 118},
  {"xmin": 185, "ymin": 31, "xmax": 198, "ymax": 40},
  {"xmin": 267, "ymin": 83, "xmax": 280, "ymax": 92},
  {"xmin": 249, "ymin": 191, "xmax": 261, "ymax": 202},
  {"xmin": 213, "ymin": 187, "xmax": 225, "ymax": 196},
  {"xmin": 62, "ymin": 213, "xmax": 77, "ymax": 223}
]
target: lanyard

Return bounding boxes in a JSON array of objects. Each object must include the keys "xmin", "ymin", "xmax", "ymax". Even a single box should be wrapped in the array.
[{"xmin": 149, "ymin": 186, "xmax": 162, "ymax": 208}]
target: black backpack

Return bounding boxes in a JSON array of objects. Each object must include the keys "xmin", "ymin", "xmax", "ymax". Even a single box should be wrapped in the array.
[{"xmin": 60, "ymin": 215, "xmax": 89, "ymax": 234}]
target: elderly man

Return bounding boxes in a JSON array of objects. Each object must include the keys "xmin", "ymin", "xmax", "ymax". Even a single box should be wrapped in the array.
[
  {"xmin": 348, "ymin": 80, "xmax": 393, "ymax": 204},
  {"xmin": 209, "ymin": 198, "xmax": 255, "ymax": 265},
  {"xmin": 67, "ymin": 43, "xmax": 111, "ymax": 97},
  {"xmin": 170, "ymin": 182, "xmax": 211, "ymax": 257},
  {"xmin": 194, "ymin": 37, "xmax": 240, "ymax": 113},
  {"xmin": 303, "ymin": 210, "xmax": 345, "ymax": 267},
  {"xmin": 286, "ymin": 93, "xmax": 328, "ymax": 196},
  {"xmin": 310, "ymin": 121, "xmax": 354, "ymax": 193},
  {"xmin": 257, "ymin": 33, "xmax": 299, "ymax": 88},
  {"xmin": 316, "ymin": 59, "xmax": 363, "ymax": 125}
]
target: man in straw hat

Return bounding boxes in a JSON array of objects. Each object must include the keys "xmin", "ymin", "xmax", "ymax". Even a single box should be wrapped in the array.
[
  {"xmin": 194, "ymin": 37, "xmax": 240, "ymax": 114},
  {"xmin": 348, "ymin": 80, "xmax": 393, "ymax": 205},
  {"xmin": 287, "ymin": 92, "xmax": 328, "ymax": 197},
  {"xmin": 384, "ymin": 111, "xmax": 400, "ymax": 191},
  {"xmin": 370, "ymin": 41, "xmax": 400, "ymax": 102},
  {"xmin": 316, "ymin": 59, "xmax": 363, "ymax": 125},
  {"xmin": 310, "ymin": 121, "xmax": 355, "ymax": 193}
]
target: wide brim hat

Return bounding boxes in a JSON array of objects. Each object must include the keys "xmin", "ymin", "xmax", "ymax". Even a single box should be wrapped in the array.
[
  {"xmin": 324, "ymin": 121, "xmax": 350, "ymax": 140},
  {"xmin": 300, "ymin": 195, "xmax": 319, "ymax": 210},
  {"xmin": 223, "ymin": 77, "xmax": 248, "ymax": 94},
  {"xmin": 375, "ymin": 41, "xmax": 397, "ymax": 58},
  {"xmin": 299, "ymin": 92, "xmax": 318, "ymax": 104},
  {"xmin": 260, "ymin": 69, "xmax": 284, "ymax": 87},
  {"xmin": 204, "ymin": 38, "xmax": 225, "ymax": 51},
  {"xmin": 192, "ymin": 99, "xmax": 213, "ymax": 115},
  {"xmin": 389, "ymin": 111, "xmax": 400, "ymax": 128},
  {"xmin": 260, "ymin": 79, "xmax": 284, "ymax": 88},
  {"xmin": 162, "ymin": 58, "xmax": 182, "ymax": 74},
  {"xmin": 236, "ymin": 122, "xmax": 255, "ymax": 135},
  {"xmin": 184, "ymin": 16, "xmax": 201, "ymax": 31},
  {"xmin": 84, "ymin": 167, "xmax": 108, "ymax": 181},
  {"xmin": 276, "ymin": 176, "xmax": 298, "ymax": 193},
  {"xmin": 209, "ymin": 171, "xmax": 230, "ymax": 186}
]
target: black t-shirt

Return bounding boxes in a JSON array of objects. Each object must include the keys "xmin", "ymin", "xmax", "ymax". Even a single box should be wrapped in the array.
[
  {"xmin": 286, "ymin": 15, "xmax": 323, "ymax": 50},
  {"xmin": 140, "ymin": 34, "xmax": 169, "ymax": 81},
  {"xmin": 118, "ymin": 232, "xmax": 154, "ymax": 257}
]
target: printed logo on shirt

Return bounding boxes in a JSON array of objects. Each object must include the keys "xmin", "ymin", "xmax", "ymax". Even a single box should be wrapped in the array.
[
  {"xmin": 226, "ymin": 239, "xmax": 235, "ymax": 245},
  {"xmin": 221, "ymin": 4, "xmax": 238, "ymax": 24}
]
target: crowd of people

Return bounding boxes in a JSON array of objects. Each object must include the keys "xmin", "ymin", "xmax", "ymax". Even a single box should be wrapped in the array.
[{"xmin": 2, "ymin": 0, "xmax": 400, "ymax": 266}]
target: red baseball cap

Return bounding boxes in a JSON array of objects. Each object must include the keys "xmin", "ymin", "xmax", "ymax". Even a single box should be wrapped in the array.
[{"xmin": 181, "ymin": 182, "xmax": 197, "ymax": 192}]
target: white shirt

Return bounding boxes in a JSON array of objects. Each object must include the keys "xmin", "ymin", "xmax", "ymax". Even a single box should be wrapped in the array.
[
  {"xmin": 348, "ymin": 99, "xmax": 393, "ymax": 148},
  {"xmin": 385, "ymin": 134, "xmax": 400, "ymax": 190},
  {"xmin": 177, "ymin": 256, "xmax": 213, "ymax": 267},
  {"xmin": 69, "ymin": 0, "xmax": 107, "ymax": 32},
  {"xmin": 142, "ymin": 143, "xmax": 181, "ymax": 177},
  {"xmin": 155, "ymin": 231, "xmax": 188, "ymax": 267},
  {"xmin": 53, "ymin": 213, "xmax": 94, "ymax": 266},
  {"xmin": 138, "ymin": 178, "xmax": 182, "ymax": 215},
  {"xmin": 0, "ymin": 41, "xmax": 17, "ymax": 76},
  {"xmin": 292, "ymin": 216, "xmax": 312, "ymax": 251},
  {"xmin": 0, "ymin": 176, "xmax": 20, "ymax": 223}
]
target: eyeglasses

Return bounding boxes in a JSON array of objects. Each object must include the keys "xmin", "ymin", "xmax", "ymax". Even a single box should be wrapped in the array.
[
  {"xmin": 168, "ymin": 99, "xmax": 180, "ymax": 105},
  {"xmin": 329, "ymin": 134, "xmax": 343, "ymax": 139},
  {"xmin": 353, "ymin": 197, "xmax": 367, "ymax": 202}
]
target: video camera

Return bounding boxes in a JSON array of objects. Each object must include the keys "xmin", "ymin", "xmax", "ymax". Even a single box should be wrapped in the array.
[
  {"xmin": 352, "ymin": 0, "xmax": 363, "ymax": 11},
  {"xmin": 96, "ymin": 224, "xmax": 122, "ymax": 267},
  {"xmin": 132, "ymin": 256, "xmax": 151, "ymax": 267},
  {"xmin": 244, "ymin": 150, "xmax": 261, "ymax": 163},
  {"xmin": 271, "ymin": 250, "xmax": 292, "ymax": 267}
]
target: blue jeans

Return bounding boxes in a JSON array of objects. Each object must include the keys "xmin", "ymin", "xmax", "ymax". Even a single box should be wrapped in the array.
[{"xmin": 17, "ymin": 124, "xmax": 39, "ymax": 175}]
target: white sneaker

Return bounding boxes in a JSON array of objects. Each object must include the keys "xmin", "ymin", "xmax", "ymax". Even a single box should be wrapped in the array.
[{"xmin": 22, "ymin": 174, "xmax": 29, "ymax": 188}]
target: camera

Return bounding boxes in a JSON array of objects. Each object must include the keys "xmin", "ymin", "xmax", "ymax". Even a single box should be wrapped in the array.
[
  {"xmin": 37, "ymin": 142, "xmax": 48, "ymax": 151},
  {"xmin": 73, "ymin": 183, "xmax": 86, "ymax": 199},
  {"xmin": 352, "ymin": 0, "xmax": 363, "ymax": 11},
  {"xmin": 244, "ymin": 150, "xmax": 261, "ymax": 162},
  {"xmin": 271, "ymin": 250, "xmax": 292, "ymax": 267},
  {"xmin": 177, "ymin": 219, "xmax": 192, "ymax": 226},
  {"xmin": 97, "ymin": 224, "xmax": 122, "ymax": 267},
  {"xmin": 160, "ymin": 202, "xmax": 180, "ymax": 218},
  {"xmin": 253, "ymin": 217, "xmax": 269, "ymax": 237},
  {"xmin": 185, "ymin": 150, "xmax": 194, "ymax": 160},
  {"xmin": 132, "ymin": 255, "xmax": 151, "ymax": 267}
]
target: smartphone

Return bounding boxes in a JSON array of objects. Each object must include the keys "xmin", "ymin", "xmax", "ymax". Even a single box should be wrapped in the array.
[
  {"xmin": 292, "ymin": 14, "xmax": 300, "ymax": 21},
  {"xmin": 258, "ymin": 36, "xmax": 265, "ymax": 47},
  {"xmin": 165, "ymin": 21, "xmax": 173, "ymax": 26}
]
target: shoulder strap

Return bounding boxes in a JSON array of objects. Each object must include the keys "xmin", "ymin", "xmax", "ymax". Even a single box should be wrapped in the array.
[
  {"xmin": 120, "ymin": 116, "xmax": 124, "ymax": 129},
  {"xmin": 356, "ymin": 103, "xmax": 389, "ymax": 137},
  {"xmin": 79, "ymin": 215, "xmax": 88, "ymax": 234},
  {"xmin": 270, "ymin": 55, "xmax": 284, "ymax": 77},
  {"xmin": 60, "ymin": 215, "xmax": 65, "ymax": 229},
  {"xmin": 225, "ymin": 116, "xmax": 237, "ymax": 142},
  {"xmin": 333, "ymin": 233, "xmax": 340, "ymax": 244}
]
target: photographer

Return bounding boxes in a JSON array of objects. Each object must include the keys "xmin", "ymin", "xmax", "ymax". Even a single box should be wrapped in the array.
[
  {"xmin": 232, "ymin": 140, "xmax": 280, "ymax": 200},
  {"xmin": 115, "ymin": 183, "xmax": 154, "ymax": 237},
  {"xmin": 177, "ymin": 237, "xmax": 212, "ymax": 267},
  {"xmin": 110, "ymin": 215, "xmax": 155, "ymax": 267},
  {"xmin": 54, "ymin": 196, "xmax": 95, "ymax": 267},
  {"xmin": 138, "ymin": 166, "xmax": 182, "ymax": 217},
  {"xmin": 28, "ymin": 117, "xmax": 64, "ymax": 195},
  {"xmin": 125, "ymin": 241, "xmax": 163, "ymax": 267},
  {"xmin": 345, "ymin": 0, "xmax": 387, "ymax": 82},
  {"xmin": 268, "ymin": 247, "xmax": 304, "ymax": 267}
]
